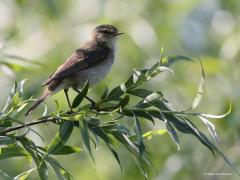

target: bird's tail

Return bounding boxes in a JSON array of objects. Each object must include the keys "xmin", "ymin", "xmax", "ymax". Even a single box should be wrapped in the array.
[{"xmin": 25, "ymin": 89, "xmax": 52, "ymax": 116}]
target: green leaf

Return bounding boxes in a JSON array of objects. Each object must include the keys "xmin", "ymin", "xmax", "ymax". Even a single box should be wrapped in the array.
[
  {"xmin": 121, "ymin": 108, "xmax": 155, "ymax": 124},
  {"xmin": 128, "ymin": 88, "xmax": 153, "ymax": 98},
  {"xmin": 112, "ymin": 131, "xmax": 138, "ymax": 154},
  {"xmin": 180, "ymin": 116, "xmax": 215, "ymax": 155},
  {"xmin": 135, "ymin": 92, "xmax": 163, "ymax": 108},
  {"xmin": 117, "ymin": 95, "xmax": 130, "ymax": 108},
  {"xmin": 167, "ymin": 113, "xmax": 240, "ymax": 176},
  {"xmin": 2, "ymin": 80, "xmax": 27, "ymax": 114},
  {"xmin": 47, "ymin": 157, "xmax": 72, "ymax": 180},
  {"xmin": 110, "ymin": 130, "xmax": 151, "ymax": 176},
  {"xmin": 47, "ymin": 121, "xmax": 74, "ymax": 155},
  {"xmin": 0, "ymin": 145, "xmax": 30, "ymax": 160},
  {"xmin": 2, "ymin": 82, "xmax": 18, "ymax": 112},
  {"xmin": 145, "ymin": 61, "xmax": 160, "ymax": 78},
  {"xmin": 105, "ymin": 86, "xmax": 125, "ymax": 101},
  {"xmin": 88, "ymin": 123, "xmax": 122, "ymax": 170},
  {"xmin": 88, "ymin": 123, "xmax": 112, "ymax": 144},
  {"xmin": 128, "ymin": 89, "xmax": 168, "ymax": 110},
  {"xmin": 39, "ymin": 161, "xmax": 48, "ymax": 180},
  {"xmin": 101, "ymin": 86, "xmax": 109, "ymax": 100},
  {"xmin": 142, "ymin": 129, "xmax": 167, "ymax": 140},
  {"xmin": 39, "ymin": 145, "xmax": 82, "ymax": 155},
  {"xmin": 120, "ymin": 83, "xmax": 127, "ymax": 93},
  {"xmin": 133, "ymin": 70, "xmax": 143, "ymax": 84},
  {"xmin": 199, "ymin": 103, "xmax": 231, "ymax": 119},
  {"xmin": 133, "ymin": 113, "xmax": 145, "ymax": 156},
  {"xmin": 0, "ymin": 136, "xmax": 16, "ymax": 145},
  {"xmin": 72, "ymin": 81, "xmax": 89, "ymax": 108},
  {"xmin": 161, "ymin": 55, "xmax": 194, "ymax": 67},
  {"xmin": 159, "ymin": 46, "xmax": 164, "ymax": 65},
  {"xmin": 106, "ymin": 146, "xmax": 122, "ymax": 171},
  {"xmin": 164, "ymin": 113, "xmax": 215, "ymax": 155},
  {"xmin": 189, "ymin": 61, "xmax": 205, "ymax": 110},
  {"xmin": 198, "ymin": 116, "xmax": 220, "ymax": 147},
  {"xmin": 147, "ymin": 66, "xmax": 174, "ymax": 79},
  {"xmin": 52, "ymin": 145, "xmax": 82, "ymax": 155},
  {"xmin": 19, "ymin": 137, "xmax": 47, "ymax": 180},
  {"xmin": 143, "ymin": 92, "xmax": 163, "ymax": 104},
  {"xmin": 17, "ymin": 79, "xmax": 27, "ymax": 97},
  {"xmin": 79, "ymin": 118, "xmax": 94, "ymax": 164},
  {"xmin": 166, "ymin": 121, "xmax": 180, "ymax": 150},
  {"xmin": 102, "ymin": 123, "xmax": 131, "ymax": 136},
  {"xmin": 13, "ymin": 168, "xmax": 36, "ymax": 180}
]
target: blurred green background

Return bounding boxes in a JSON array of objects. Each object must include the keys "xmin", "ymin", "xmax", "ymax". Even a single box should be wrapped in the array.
[{"xmin": 0, "ymin": 0, "xmax": 240, "ymax": 179}]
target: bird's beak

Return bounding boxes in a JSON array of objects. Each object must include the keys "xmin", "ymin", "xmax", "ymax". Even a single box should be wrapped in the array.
[{"xmin": 114, "ymin": 32, "xmax": 124, "ymax": 36}]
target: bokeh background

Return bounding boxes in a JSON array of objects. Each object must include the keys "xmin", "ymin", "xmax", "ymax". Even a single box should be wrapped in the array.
[{"xmin": 0, "ymin": 0, "xmax": 240, "ymax": 179}]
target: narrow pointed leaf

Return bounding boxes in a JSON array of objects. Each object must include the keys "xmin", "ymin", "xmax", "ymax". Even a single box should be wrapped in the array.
[
  {"xmin": 166, "ymin": 121, "xmax": 180, "ymax": 150},
  {"xmin": 135, "ymin": 92, "xmax": 163, "ymax": 108},
  {"xmin": 117, "ymin": 95, "xmax": 129, "ymax": 108},
  {"xmin": 198, "ymin": 115, "xmax": 220, "ymax": 146},
  {"xmin": 101, "ymin": 86, "xmax": 109, "ymax": 100},
  {"xmin": 200, "ymin": 103, "xmax": 231, "ymax": 119},
  {"xmin": 133, "ymin": 113, "xmax": 145, "ymax": 156},
  {"xmin": 161, "ymin": 55, "xmax": 194, "ymax": 67},
  {"xmin": 0, "ymin": 136, "xmax": 15, "ymax": 145},
  {"xmin": 165, "ymin": 114, "xmax": 215, "ymax": 155},
  {"xmin": 2, "ymin": 82, "xmax": 18, "ymax": 112},
  {"xmin": 39, "ymin": 145, "xmax": 82, "ymax": 155},
  {"xmin": 79, "ymin": 119, "xmax": 94, "ymax": 164},
  {"xmin": 88, "ymin": 123, "xmax": 122, "ymax": 170},
  {"xmin": 72, "ymin": 81, "xmax": 89, "ymax": 108},
  {"xmin": 0, "ymin": 145, "xmax": 30, "ymax": 160},
  {"xmin": 19, "ymin": 138, "xmax": 46, "ymax": 180},
  {"xmin": 105, "ymin": 86, "xmax": 125, "ymax": 101},
  {"xmin": 39, "ymin": 161, "xmax": 48, "ymax": 180},
  {"xmin": 17, "ymin": 79, "xmax": 27, "ymax": 97},
  {"xmin": 190, "ymin": 61, "xmax": 205, "ymax": 110},
  {"xmin": 13, "ymin": 168, "xmax": 36, "ymax": 180},
  {"xmin": 142, "ymin": 129, "xmax": 167, "ymax": 140},
  {"xmin": 47, "ymin": 157, "xmax": 72, "ymax": 180},
  {"xmin": 47, "ymin": 121, "xmax": 74, "ymax": 155}
]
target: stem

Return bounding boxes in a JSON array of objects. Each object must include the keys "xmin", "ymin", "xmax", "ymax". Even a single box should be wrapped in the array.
[
  {"xmin": 0, "ymin": 105, "xmax": 113, "ymax": 136},
  {"xmin": 0, "ymin": 117, "xmax": 57, "ymax": 135}
]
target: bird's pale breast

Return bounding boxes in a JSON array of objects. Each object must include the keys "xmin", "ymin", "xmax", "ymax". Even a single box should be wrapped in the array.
[{"xmin": 72, "ymin": 53, "xmax": 114, "ymax": 89}]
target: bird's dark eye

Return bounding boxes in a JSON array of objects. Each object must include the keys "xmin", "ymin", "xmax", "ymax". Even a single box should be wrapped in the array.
[{"xmin": 101, "ymin": 30, "xmax": 108, "ymax": 33}]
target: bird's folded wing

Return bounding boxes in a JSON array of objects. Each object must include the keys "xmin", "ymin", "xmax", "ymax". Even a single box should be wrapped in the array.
[{"xmin": 42, "ymin": 46, "xmax": 109, "ymax": 86}]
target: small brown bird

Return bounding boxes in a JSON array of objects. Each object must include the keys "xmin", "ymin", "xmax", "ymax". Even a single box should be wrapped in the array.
[{"xmin": 25, "ymin": 24, "xmax": 123, "ymax": 116}]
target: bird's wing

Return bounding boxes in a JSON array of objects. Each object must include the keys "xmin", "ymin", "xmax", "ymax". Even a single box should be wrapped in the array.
[{"xmin": 42, "ymin": 46, "xmax": 109, "ymax": 86}]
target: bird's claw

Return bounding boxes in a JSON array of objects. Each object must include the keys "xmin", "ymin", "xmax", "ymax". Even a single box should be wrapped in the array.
[
  {"xmin": 90, "ymin": 102, "xmax": 100, "ymax": 112},
  {"xmin": 66, "ymin": 109, "xmax": 74, "ymax": 115}
]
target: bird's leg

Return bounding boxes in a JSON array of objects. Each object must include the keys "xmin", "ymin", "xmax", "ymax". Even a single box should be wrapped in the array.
[
  {"xmin": 64, "ymin": 88, "xmax": 73, "ymax": 113},
  {"xmin": 84, "ymin": 96, "xmax": 96, "ymax": 106},
  {"xmin": 73, "ymin": 89, "xmax": 98, "ymax": 110}
]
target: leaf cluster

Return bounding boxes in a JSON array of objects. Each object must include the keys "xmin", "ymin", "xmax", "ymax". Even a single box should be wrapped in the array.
[{"xmin": 0, "ymin": 53, "xmax": 238, "ymax": 179}]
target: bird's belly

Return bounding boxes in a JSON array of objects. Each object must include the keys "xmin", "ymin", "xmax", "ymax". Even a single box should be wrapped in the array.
[{"xmin": 73, "ymin": 57, "xmax": 113, "ymax": 89}]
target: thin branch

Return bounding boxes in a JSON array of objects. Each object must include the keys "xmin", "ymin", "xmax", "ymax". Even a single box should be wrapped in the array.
[
  {"xmin": 0, "ymin": 116, "xmax": 58, "ymax": 135},
  {"xmin": 0, "ymin": 106, "xmax": 105, "ymax": 136}
]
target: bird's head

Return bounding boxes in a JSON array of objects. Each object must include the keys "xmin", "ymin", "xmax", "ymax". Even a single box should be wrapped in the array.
[{"xmin": 92, "ymin": 24, "xmax": 123, "ymax": 47}]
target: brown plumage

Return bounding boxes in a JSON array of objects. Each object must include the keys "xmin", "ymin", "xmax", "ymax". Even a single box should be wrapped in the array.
[{"xmin": 25, "ymin": 24, "xmax": 123, "ymax": 116}]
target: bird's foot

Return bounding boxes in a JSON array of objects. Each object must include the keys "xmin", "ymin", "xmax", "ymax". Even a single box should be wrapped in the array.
[
  {"xmin": 66, "ymin": 109, "xmax": 74, "ymax": 115},
  {"xmin": 90, "ymin": 102, "xmax": 101, "ymax": 112}
]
